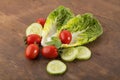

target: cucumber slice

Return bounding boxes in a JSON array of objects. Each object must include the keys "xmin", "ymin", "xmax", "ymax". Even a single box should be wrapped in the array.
[
  {"xmin": 26, "ymin": 23, "xmax": 42, "ymax": 36},
  {"xmin": 47, "ymin": 60, "xmax": 67, "ymax": 75},
  {"xmin": 76, "ymin": 46, "xmax": 91, "ymax": 60},
  {"xmin": 60, "ymin": 48, "xmax": 78, "ymax": 62}
]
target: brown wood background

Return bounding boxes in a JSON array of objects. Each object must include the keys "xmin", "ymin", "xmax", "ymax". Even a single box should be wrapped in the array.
[{"xmin": 0, "ymin": 0, "xmax": 120, "ymax": 80}]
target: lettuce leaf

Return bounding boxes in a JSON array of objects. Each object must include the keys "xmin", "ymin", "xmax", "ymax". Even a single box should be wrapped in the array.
[
  {"xmin": 41, "ymin": 6, "xmax": 74, "ymax": 46},
  {"xmin": 41, "ymin": 6, "xmax": 103, "ymax": 48},
  {"xmin": 60, "ymin": 13, "xmax": 103, "ymax": 47}
]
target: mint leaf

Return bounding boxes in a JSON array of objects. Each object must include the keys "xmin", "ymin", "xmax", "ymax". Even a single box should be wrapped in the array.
[{"xmin": 46, "ymin": 37, "xmax": 62, "ymax": 48}]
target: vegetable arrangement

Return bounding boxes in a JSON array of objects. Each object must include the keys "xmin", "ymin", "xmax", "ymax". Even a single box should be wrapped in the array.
[{"xmin": 24, "ymin": 6, "xmax": 103, "ymax": 75}]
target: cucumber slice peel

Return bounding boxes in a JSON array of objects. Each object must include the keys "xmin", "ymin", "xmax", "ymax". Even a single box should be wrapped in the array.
[
  {"xmin": 76, "ymin": 46, "xmax": 91, "ymax": 60},
  {"xmin": 60, "ymin": 48, "xmax": 78, "ymax": 62},
  {"xmin": 47, "ymin": 60, "xmax": 67, "ymax": 75}
]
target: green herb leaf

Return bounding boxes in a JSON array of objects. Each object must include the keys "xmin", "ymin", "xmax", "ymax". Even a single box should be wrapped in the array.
[{"xmin": 46, "ymin": 37, "xmax": 62, "ymax": 48}]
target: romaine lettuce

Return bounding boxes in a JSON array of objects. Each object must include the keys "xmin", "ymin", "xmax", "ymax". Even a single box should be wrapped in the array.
[
  {"xmin": 60, "ymin": 13, "xmax": 103, "ymax": 47},
  {"xmin": 41, "ymin": 6, "xmax": 103, "ymax": 48},
  {"xmin": 41, "ymin": 6, "xmax": 74, "ymax": 46}
]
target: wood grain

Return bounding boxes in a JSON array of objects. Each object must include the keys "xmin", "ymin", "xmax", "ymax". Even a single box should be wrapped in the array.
[{"xmin": 0, "ymin": 0, "xmax": 120, "ymax": 80}]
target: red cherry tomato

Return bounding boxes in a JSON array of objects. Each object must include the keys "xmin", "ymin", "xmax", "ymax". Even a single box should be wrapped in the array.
[
  {"xmin": 41, "ymin": 46, "xmax": 58, "ymax": 59},
  {"xmin": 59, "ymin": 30, "xmax": 72, "ymax": 44},
  {"xmin": 26, "ymin": 34, "xmax": 42, "ymax": 45},
  {"xmin": 25, "ymin": 44, "xmax": 39, "ymax": 59},
  {"xmin": 36, "ymin": 18, "xmax": 46, "ymax": 27}
]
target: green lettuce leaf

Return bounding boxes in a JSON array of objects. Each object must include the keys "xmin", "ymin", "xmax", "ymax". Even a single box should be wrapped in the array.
[
  {"xmin": 41, "ymin": 6, "xmax": 74, "ymax": 46},
  {"xmin": 60, "ymin": 13, "xmax": 103, "ymax": 47}
]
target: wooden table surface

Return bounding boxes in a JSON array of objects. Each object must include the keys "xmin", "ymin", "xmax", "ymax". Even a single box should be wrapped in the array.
[{"xmin": 0, "ymin": 0, "xmax": 120, "ymax": 80}]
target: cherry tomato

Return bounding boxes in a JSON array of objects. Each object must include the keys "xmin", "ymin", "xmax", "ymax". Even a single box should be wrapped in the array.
[
  {"xmin": 41, "ymin": 46, "xmax": 58, "ymax": 59},
  {"xmin": 25, "ymin": 44, "xmax": 39, "ymax": 59},
  {"xmin": 26, "ymin": 34, "xmax": 42, "ymax": 45},
  {"xmin": 59, "ymin": 30, "xmax": 72, "ymax": 44},
  {"xmin": 36, "ymin": 18, "xmax": 46, "ymax": 27}
]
